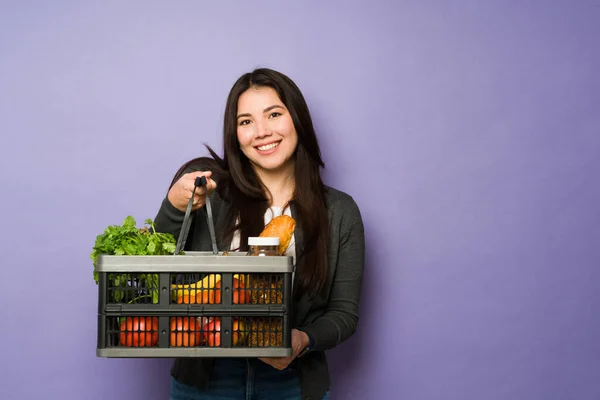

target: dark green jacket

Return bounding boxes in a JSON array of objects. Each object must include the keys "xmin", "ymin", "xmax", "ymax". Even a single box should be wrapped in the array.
[{"xmin": 154, "ymin": 179, "xmax": 365, "ymax": 400}]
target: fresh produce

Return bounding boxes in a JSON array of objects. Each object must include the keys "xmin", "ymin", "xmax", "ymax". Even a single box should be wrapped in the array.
[
  {"xmin": 91, "ymin": 216, "xmax": 176, "ymax": 303},
  {"xmin": 248, "ymin": 317, "xmax": 283, "ymax": 347},
  {"xmin": 234, "ymin": 274, "xmax": 282, "ymax": 305},
  {"xmin": 201, "ymin": 317, "xmax": 247, "ymax": 347},
  {"xmin": 170, "ymin": 317, "xmax": 203, "ymax": 347},
  {"xmin": 249, "ymin": 276, "xmax": 283, "ymax": 304},
  {"xmin": 119, "ymin": 316, "xmax": 159, "ymax": 347},
  {"xmin": 213, "ymin": 277, "xmax": 251, "ymax": 304},
  {"xmin": 232, "ymin": 317, "xmax": 247, "ymax": 346},
  {"xmin": 172, "ymin": 275, "xmax": 251, "ymax": 305},
  {"xmin": 204, "ymin": 317, "xmax": 221, "ymax": 347},
  {"xmin": 231, "ymin": 277, "xmax": 251, "ymax": 304},
  {"xmin": 172, "ymin": 274, "xmax": 221, "ymax": 304}
]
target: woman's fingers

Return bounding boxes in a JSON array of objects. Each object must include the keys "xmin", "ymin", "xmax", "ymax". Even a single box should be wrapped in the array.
[
  {"xmin": 186, "ymin": 171, "xmax": 216, "ymax": 195},
  {"xmin": 180, "ymin": 171, "xmax": 217, "ymax": 210}
]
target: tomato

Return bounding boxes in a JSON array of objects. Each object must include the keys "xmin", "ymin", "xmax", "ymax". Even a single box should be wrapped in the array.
[
  {"xmin": 119, "ymin": 316, "xmax": 159, "ymax": 347},
  {"xmin": 202, "ymin": 317, "xmax": 247, "ymax": 347},
  {"xmin": 170, "ymin": 317, "xmax": 202, "ymax": 347},
  {"xmin": 232, "ymin": 278, "xmax": 251, "ymax": 304},
  {"xmin": 203, "ymin": 317, "xmax": 221, "ymax": 347}
]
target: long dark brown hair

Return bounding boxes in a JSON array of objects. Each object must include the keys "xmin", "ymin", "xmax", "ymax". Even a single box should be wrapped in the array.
[{"xmin": 170, "ymin": 68, "xmax": 329, "ymax": 299}]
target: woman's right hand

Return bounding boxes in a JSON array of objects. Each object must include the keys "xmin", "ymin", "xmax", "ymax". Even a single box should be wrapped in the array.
[{"xmin": 167, "ymin": 171, "xmax": 217, "ymax": 212}]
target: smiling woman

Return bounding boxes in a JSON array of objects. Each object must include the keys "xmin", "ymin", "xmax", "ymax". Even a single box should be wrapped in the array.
[
  {"xmin": 153, "ymin": 68, "xmax": 365, "ymax": 400},
  {"xmin": 236, "ymin": 86, "xmax": 299, "ymax": 206}
]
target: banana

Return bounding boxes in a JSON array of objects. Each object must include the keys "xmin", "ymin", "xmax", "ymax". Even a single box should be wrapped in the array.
[
  {"xmin": 233, "ymin": 273, "xmax": 244, "ymax": 284},
  {"xmin": 171, "ymin": 274, "xmax": 221, "ymax": 303}
]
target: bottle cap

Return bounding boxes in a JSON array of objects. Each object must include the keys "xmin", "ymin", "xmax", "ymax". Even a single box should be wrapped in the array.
[{"xmin": 248, "ymin": 237, "xmax": 280, "ymax": 246}]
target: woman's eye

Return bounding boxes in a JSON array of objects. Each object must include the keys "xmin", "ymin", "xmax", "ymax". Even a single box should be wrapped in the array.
[
  {"xmin": 239, "ymin": 119, "xmax": 250, "ymax": 126},
  {"xmin": 269, "ymin": 112, "xmax": 281, "ymax": 118}
]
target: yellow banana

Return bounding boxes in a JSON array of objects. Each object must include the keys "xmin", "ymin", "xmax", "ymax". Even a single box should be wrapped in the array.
[
  {"xmin": 233, "ymin": 273, "xmax": 249, "ymax": 285},
  {"xmin": 171, "ymin": 274, "xmax": 221, "ymax": 300}
]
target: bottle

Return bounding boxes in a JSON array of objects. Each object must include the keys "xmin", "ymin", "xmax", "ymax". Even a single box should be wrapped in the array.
[{"xmin": 247, "ymin": 237, "xmax": 280, "ymax": 256}]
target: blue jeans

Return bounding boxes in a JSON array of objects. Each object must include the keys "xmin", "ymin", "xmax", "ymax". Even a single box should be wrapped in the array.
[{"xmin": 170, "ymin": 358, "xmax": 330, "ymax": 400}]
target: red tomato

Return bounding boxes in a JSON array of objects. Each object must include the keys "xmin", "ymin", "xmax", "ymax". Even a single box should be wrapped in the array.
[
  {"xmin": 201, "ymin": 317, "xmax": 247, "ymax": 346},
  {"xmin": 170, "ymin": 317, "xmax": 202, "ymax": 347},
  {"xmin": 119, "ymin": 317, "xmax": 159, "ymax": 347},
  {"xmin": 203, "ymin": 317, "xmax": 221, "ymax": 347},
  {"xmin": 232, "ymin": 278, "xmax": 251, "ymax": 304}
]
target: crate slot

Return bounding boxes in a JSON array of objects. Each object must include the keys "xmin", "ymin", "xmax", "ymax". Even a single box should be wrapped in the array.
[
  {"xmin": 170, "ymin": 273, "xmax": 222, "ymax": 304},
  {"xmin": 99, "ymin": 315, "xmax": 289, "ymax": 353},
  {"xmin": 104, "ymin": 273, "xmax": 160, "ymax": 305},
  {"xmin": 170, "ymin": 316, "xmax": 207, "ymax": 347},
  {"xmin": 106, "ymin": 316, "xmax": 160, "ymax": 348},
  {"xmin": 244, "ymin": 316, "xmax": 285, "ymax": 348},
  {"xmin": 243, "ymin": 273, "xmax": 285, "ymax": 305}
]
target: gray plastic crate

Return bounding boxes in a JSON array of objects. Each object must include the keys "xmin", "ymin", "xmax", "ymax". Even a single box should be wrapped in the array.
[{"xmin": 96, "ymin": 251, "xmax": 295, "ymax": 358}]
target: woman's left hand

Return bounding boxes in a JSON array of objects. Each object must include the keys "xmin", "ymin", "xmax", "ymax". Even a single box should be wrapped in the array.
[{"xmin": 259, "ymin": 329, "xmax": 310, "ymax": 370}]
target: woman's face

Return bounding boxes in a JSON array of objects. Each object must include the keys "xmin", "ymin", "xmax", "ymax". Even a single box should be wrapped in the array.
[{"xmin": 236, "ymin": 86, "xmax": 298, "ymax": 175}]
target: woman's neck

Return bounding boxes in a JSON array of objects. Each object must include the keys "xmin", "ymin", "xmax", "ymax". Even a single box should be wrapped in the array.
[{"xmin": 255, "ymin": 164, "xmax": 295, "ymax": 208}]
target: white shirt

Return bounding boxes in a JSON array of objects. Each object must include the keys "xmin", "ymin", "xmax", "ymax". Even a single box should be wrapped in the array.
[
  {"xmin": 229, "ymin": 206, "xmax": 296, "ymax": 263},
  {"xmin": 229, "ymin": 207, "xmax": 297, "ymax": 287}
]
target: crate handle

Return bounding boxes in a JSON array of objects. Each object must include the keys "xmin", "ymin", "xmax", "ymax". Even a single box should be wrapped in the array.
[
  {"xmin": 203, "ymin": 178, "xmax": 219, "ymax": 255},
  {"xmin": 174, "ymin": 176, "xmax": 219, "ymax": 255}
]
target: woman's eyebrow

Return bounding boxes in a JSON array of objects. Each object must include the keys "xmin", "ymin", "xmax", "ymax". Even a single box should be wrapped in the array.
[
  {"xmin": 237, "ymin": 105, "xmax": 285, "ymax": 119},
  {"xmin": 263, "ymin": 105, "xmax": 284, "ymax": 113}
]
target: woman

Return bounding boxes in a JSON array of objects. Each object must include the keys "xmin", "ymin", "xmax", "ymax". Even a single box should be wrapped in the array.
[{"xmin": 154, "ymin": 68, "xmax": 365, "ymax": 400}]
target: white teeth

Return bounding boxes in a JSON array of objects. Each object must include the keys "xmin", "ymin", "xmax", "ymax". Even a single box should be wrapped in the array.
[{"xmin": 257, "ymin": 142, "xmax": 279, "ymax": 151}]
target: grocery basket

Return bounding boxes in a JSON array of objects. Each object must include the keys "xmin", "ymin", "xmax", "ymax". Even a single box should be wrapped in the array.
[{"xmin": 96, "ymin": 177, "xmax": 294, "ymax": 358}]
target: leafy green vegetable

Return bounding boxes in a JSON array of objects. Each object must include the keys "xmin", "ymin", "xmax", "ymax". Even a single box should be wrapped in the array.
[{"xmin": 90, "ymin": 216, "xmax": 177, "ymax": 304}]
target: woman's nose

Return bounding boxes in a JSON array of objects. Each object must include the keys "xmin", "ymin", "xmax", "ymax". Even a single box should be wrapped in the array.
[{"xmin": 255, "ymin": 122, "xmax": 272, "ymax": 138}]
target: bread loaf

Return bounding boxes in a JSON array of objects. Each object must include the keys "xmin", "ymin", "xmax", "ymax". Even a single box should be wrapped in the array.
[{"xmin": 259, "ymin": 215, "xmax": 296, "ymax": 255}]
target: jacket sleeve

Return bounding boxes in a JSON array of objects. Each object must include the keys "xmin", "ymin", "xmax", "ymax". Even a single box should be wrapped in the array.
[
  {"xmin": 299, "ymin": 196, "xmax": 366, "ymax": 352},
  {"xmin": 153, "ymin": 196, "xmax": 187, "ymax": 239}
]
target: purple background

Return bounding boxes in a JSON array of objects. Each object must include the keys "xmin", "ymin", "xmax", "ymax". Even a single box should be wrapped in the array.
[{"xmin": 1, "ymin": 1, "xmax": 599, "ymax": 399}]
